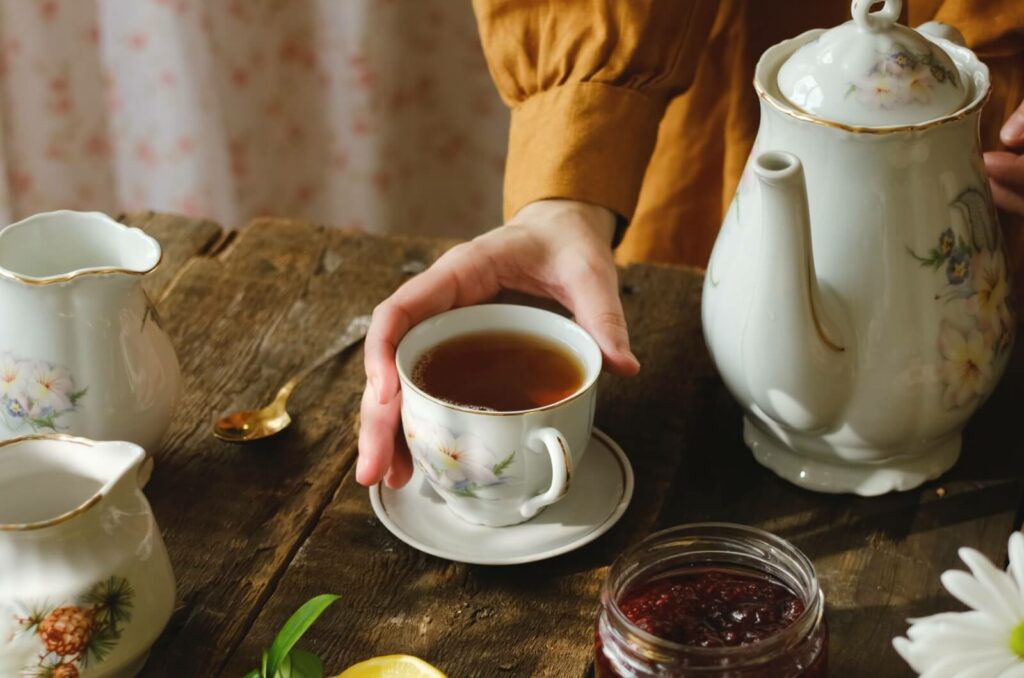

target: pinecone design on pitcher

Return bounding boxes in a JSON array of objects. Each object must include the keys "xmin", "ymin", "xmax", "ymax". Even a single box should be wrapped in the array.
[{"xmin": 15, "ymin": 576, "xmax": 134, "ymax": 676}]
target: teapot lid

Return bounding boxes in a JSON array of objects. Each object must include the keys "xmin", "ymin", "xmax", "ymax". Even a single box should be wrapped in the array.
[{"xmin": 776, "ymin": 0, "xmax": 966, "ymax": 127}]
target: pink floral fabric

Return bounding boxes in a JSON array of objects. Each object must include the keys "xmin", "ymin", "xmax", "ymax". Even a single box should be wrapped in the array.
[{"xmin": 0, "ymin": 0, "xmax": 508, "ymax": 238}]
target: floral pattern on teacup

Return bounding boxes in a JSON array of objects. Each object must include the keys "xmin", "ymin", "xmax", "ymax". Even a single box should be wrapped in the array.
[
  {"xmin": 7, "ymin": 576, "xmax": 134, "ymax": 678},
  {"xmin": 909, "ymin": 187, "xmax": 1015, "ymax": 410},
  {"xmin": 848, "ymin": 45, "xmax": 959, "ymax": 109},
  {"xmin": 0, "ymin": 351, "xmax": 86, "ymax": 433},
  {"xmin": 404, "ymin": 417, "xmax": 515, "ymax": 498}
]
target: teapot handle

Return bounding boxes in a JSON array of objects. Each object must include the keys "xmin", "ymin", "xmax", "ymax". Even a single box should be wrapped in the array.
[{"xmin": 852, "ymin": 0, "xmax": 901, "ymax": 33}]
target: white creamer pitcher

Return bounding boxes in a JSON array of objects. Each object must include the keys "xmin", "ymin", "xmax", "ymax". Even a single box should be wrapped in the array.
[
  {"xmin": 0, "ymin": 211, "xmax": 180, "ymax": 451},
  {"xmin": 0, "ymin": 435, "xmax": 175, "ymax": 677}
]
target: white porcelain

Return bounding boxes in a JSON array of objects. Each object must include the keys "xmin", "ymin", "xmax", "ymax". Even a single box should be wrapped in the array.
[
  {"xmin": 396, "ymin": 304, "xmax": 602, "ymax": 527},
  {"xmin": 371, "ymin": 428, "xmax": 633, "ymax": 565},
  {"xmin": 0, "ymin": 435, "xmax": 176, "ymax": 677},
  {"xmin": 702, "ymin": 13, "xmax": 1012, "ymax": 495},
  {"xmin": 0, "ymin": 211, "xmax": 181, "ymax": 453},
  {"xmin": 777, "ymin": 0, "xmax": 966, "ymax": 127}
]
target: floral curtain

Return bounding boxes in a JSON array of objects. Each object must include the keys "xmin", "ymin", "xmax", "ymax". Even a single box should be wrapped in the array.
[{"xmin": 0, "ymin": 0, "xmax": 508, "ymax": 239}]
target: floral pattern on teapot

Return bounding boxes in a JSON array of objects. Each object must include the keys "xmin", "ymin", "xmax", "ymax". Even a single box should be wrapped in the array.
[
  {"xmin": 9, "ymin": 575, "xmax": 134, "ymax": 678},
  {"xmin": 848, "ymin": 45, "xmax": 959, "ymax": 110},
  {"xmin": 0, "ymin": 352, "xmax": 86, "ymax": 433},
  {"xmin": 908, "ymin": 187, "xmax": 1015, "ymax": 410},
  {"xmin": 404, "ymin": 417, "xmax": 516, "ymax": 498}
]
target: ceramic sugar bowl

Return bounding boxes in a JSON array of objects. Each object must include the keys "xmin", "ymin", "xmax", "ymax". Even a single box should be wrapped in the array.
[
  {"xmin": 0, "ymin": 211, "xmax": 181, "ymax": 452},
  {"xmin": 0, "ymin": 435, "xmax": 175, "ymax": 677},
  {"xmin": 702, "ymin": 0, "xmax": 1013, "ymax": 495}
]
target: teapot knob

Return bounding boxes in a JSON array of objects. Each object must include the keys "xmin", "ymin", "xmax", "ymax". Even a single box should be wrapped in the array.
[{"xmin": 852, "ymin": 0, "xmax": 901, "ymax": 33}]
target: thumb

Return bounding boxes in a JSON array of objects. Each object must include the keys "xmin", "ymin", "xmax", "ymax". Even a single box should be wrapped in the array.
[{"xmin": 561, "ymin": 261, "xmax": 640, "ymax": 377}]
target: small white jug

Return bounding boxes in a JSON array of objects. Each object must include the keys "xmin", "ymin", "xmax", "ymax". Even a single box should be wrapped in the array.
[
  {"xmin": 0, "ymin": 211, "xmax": 181, "ymax": 452},
  {"xmin": 0, "ymin": 435, "xmax": 175, "ymax": 677}
]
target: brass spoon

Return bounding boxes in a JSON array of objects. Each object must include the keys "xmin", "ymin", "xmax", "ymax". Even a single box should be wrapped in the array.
[{"xmin": 213, "ymin": 315, "xmax": 372, "ymax": 442}]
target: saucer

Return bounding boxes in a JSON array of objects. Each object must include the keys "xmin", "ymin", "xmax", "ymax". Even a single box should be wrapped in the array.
[{"xmin": 369, "ymin": 429, "xmax": 634, "ymax": 565}]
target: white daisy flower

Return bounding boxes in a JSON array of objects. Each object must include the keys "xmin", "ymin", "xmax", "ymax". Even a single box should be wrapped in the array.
[{"xmin": 894, "ymin": 532, "xmax": 1024, "ymax": 677}]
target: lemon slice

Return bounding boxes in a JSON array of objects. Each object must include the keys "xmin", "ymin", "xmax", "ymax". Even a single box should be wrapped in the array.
[{"xmin": 335, "ymin": 654, "xmax": 446, "ymax": 678}]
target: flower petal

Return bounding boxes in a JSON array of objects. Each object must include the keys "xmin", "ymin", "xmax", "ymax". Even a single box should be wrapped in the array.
[
  {"xmin": 943, "ymin": 570, "xmax": 1019, "ymax": 625},
  {"xmin": 908, "ymin": 610, "xmax": 1006, "ymax": 634},
  {"xmin": 894, "ymin": 636, "xmax": 929, "ymax": 673},
  {"xmin": 925, "ymin": 651, "xmax": 1019, "ymax": 678},
  {"xmin": 960, "ymin": 547, "xmax": 1024, "ymax": 619},
  {"xmin": 998, "ymin": 664, "xmax": 1024, "ymax": 678},
  {"xmin": 458, "ymin": 461, "xmax": 499, "ymax": 486},
  {"xmin": 1008, "ymin": 533, "xmax": 1024, "ymax": 596},
  {"xmin": 452, "ymin": 432, "xmax": 497, "ymax": 468}
]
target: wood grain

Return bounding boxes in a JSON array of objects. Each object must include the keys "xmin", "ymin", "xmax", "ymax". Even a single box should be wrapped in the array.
[
  {"xmin": 130, "ymin": 213, "xmax": 1024, "ymax": 677},
  {"xmin": 137, "ymin": 218, "xmax": 455, "ymax": 676},
  {"xmin": 218, "ymin": 264, "xmax": 719, "ymax": 677},
  {"xmin": 654, "ymin": 332, "xmax": 1024, "ymax": 675},
  {"xmin": 117, "ymin": 211, "xmax": 224, "ymax": 300}
]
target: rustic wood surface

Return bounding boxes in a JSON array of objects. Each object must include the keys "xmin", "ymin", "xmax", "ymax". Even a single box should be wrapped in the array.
[{"xmin": 129, "ymin": 212, "xmax": 1024, "ymax": 677}]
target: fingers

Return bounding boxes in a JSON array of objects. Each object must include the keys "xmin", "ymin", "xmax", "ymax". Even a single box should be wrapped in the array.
[
  {"xmin": 384, "ymin": 434, "xmax": 413, "ymax": 489},
  {"xmin": 557, "ymin": 257, "xmax": 640, "ymax": 377},
  {"xmin": 364, "ymin": 242, "xmax": 501, "ymax": 404},
  {"xmin": 356, "ymin": 385, "xmax": 403, "ymax": 486},
  {"xmin": 992, "ymin": 180, "xmax": 1024, "ymax": 218},
  {"xmin": 1001, "ymin": 99, "xmax": 1024, "ymax": 147},
  {"xmin": 986, "ymin": 151, "xmax": 1024, "ymax": 190}
]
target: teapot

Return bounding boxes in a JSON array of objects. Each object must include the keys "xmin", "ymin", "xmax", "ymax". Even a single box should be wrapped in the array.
[
  {"xmin": 0, "ymin": 211, "xmax": 180, "ymax": 453},
  {"xmin": 0, "ymin": 435, "xmax": 175, "ymax": 677},
  {"xmin": 702, "ymin": 0, "xmax": 1013, "ymax": 495}
]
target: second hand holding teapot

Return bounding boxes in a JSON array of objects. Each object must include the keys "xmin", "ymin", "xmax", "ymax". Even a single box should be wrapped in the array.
[{"xmin": 702, "ymin": 0, "xmax": 1013, "ymax": 495}]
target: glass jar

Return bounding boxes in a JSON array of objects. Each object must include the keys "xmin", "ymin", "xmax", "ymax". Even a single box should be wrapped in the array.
[{"xmin": 594, "ymin": 523, "xmax": 827, "ymax": 677}]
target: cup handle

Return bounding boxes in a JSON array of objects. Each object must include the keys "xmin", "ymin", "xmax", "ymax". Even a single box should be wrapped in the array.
[{"xmin": 520, "ymin": 427, "xmax": 573, "ymax": 520}]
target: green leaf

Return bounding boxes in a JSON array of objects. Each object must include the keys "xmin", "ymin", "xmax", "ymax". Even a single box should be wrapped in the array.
[
  {"xmin": 280, "ymin": 649, "xmax": 324, "ymax": 678},
  {"xmin": 265, "ymin": 594, "xmax": 339, "ymax": 678},
  {"xmin": 243, "ymin": 671, "xmax": 261, "ymax": 678},
  {"xmin": 492, "ymin": 450, "xmax": 515, "ymax": 476},
  {"xmin": 70, "ymin": 387, "xmax": 88, "ymax": 405}
]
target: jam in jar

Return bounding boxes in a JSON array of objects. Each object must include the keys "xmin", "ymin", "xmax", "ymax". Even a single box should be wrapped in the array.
[{"xmin": 595, "ymin": 523, "xmax": 827, "ymax": 677}]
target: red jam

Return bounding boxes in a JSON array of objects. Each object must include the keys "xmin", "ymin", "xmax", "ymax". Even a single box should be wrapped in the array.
[
  {"xmin": 595, "ymin": 525, "xmax": 827, "ymax": 677},
  {"xmin": 618, "ymin": 568, "xmax": 805, "ymax": 648}
]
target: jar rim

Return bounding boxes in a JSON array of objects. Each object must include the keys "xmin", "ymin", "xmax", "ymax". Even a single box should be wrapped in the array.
[{"xmin": 602, "ymin": 522, "xmax": 824, "ymax": 668}]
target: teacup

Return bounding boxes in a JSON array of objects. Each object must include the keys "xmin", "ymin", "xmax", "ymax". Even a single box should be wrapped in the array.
[{"xmin": 397, "ymin": 304, "xmax": 601, "ymax": 527}]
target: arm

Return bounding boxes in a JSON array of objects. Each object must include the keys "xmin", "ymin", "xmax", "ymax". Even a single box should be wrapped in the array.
[
  {"xmin": 935, "ymin": 0, "xmax": 1024, "ymax": 217},
  {"xmin": 357, "ymin": 0, "xmax": 718, "ymax": 488}
]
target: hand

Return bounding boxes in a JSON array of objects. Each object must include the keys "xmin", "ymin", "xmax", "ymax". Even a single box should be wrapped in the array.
[
  {"xmin": 356, "ymin": 199, "xmax": 641, "ymax": 489},
  {"xmin": 985, "ymin": 99, "xmax": 1024, "ymax": 217}
]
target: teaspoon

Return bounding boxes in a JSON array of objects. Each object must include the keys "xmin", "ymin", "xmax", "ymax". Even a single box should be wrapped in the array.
[{"xmin": 213, "ymin": 315, "xmax": 371, "ymax": 442}]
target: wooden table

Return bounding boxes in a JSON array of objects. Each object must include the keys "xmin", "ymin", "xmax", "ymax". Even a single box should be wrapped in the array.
[{"xmin": 129, "ymin": 212, "xmax": 1024, "ymax": 677}]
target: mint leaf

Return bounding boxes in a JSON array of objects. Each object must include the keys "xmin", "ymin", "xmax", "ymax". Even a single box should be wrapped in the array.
[
  {"xmin": 265, "ymin": 594, "xmax": 339, "ymax": 677},
  {"xmin": 283, "ymin": 649, "xmax": 324, "ymax": 678}
]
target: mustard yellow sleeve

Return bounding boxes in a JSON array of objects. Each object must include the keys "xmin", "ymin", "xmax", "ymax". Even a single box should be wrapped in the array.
[
  {"xmin": 472, "ymin": 0, "xmax": 719, "ymax": 222},
  {"xmin": 933, "ymin": 0, "xmax": 1024, "ymax": 58}
]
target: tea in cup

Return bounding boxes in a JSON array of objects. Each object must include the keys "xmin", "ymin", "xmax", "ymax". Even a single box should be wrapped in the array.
[{"xmin": 396, "ymin": 304, "xmax": 601, "ymax": 527}]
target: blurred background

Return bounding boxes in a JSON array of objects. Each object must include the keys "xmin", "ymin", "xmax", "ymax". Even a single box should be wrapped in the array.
[{"xmin": 0, "ymin": 0, "xmax": 507, "ymax": 238}]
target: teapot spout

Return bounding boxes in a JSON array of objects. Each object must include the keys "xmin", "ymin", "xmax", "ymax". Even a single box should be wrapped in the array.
[{"xmin": 743, "ymin": 152, "xmax": 851, "ymax": 432}]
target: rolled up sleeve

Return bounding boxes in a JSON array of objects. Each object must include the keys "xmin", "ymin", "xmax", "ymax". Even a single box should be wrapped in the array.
[{"xmin": 473, "ymin": 0, "xmax": 719, "ymax": 222}]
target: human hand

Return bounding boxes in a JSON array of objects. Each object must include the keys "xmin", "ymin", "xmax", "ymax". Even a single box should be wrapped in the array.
[
  {"xmin": 356, "ymin": 199, "xmax": 641, "ymax": 489},
  {"xmin": 985, "ymin": 99, "xmax": 1024, "ymax": 217}
]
